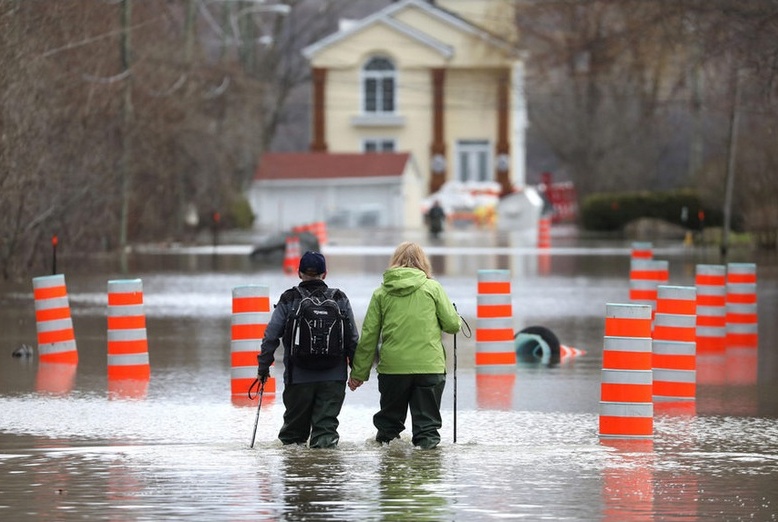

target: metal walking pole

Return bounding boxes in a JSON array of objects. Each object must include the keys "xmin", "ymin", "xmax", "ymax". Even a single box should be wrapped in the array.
[
  {"xmin": 250, "ymin": 378, "xmax": 265, "ymax": 449},
  {"xmin": 452, "ymin": 306, "xmax": 470, "ymax": 445},
  {"xmin": 453, "ymin": 328, "xmax": 458, "ymax": 444},
  {"xmin": 250, "ymin": 354, "xmax": 266, "ymax": 449}
]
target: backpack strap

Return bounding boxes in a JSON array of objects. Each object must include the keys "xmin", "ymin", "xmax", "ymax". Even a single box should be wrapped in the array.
[
  {"xmin": 324, "ymin": 288, "xmax": 349, "ymax": 323},
  {"xmin": 296, "ymin": 285, "xmax": 335, "ymax": 300}
]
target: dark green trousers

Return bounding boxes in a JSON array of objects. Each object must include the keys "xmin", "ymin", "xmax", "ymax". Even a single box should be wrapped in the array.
[
  {"xmin": 374, "ymin": 373, "xmax": 446, "ymax": 449},
  {"xmin": 279, "ymin": 380, "xmax": 346, "ymax": 448}
]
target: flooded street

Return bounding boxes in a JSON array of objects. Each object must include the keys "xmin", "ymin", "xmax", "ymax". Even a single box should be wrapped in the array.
[{"xmin": 1, "ymin": 227, "xmax": 777, "ymax": 520}]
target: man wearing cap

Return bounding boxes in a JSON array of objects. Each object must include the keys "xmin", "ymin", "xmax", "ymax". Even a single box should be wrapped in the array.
[{"xmin": 257, "ymin": 251, "xmax": 359, "ymax": 448}]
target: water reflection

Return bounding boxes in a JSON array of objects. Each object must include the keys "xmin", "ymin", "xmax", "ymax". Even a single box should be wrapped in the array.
[
  {"xmin": 601, "ymin": 439, "xmax": 656, "ymax": 522},
  {"xmin": 35, "ymin": 362, "xmax": 77, "ymax": 395},
  {"xmin": 279, "ymin": 447, "xmax": 353, "ymax": 519},
  {"xmin": 475, "ymin": 373, "xmax": 516, "ymax": 410},
  {"xmin": 269, "ymin": 443, "xmax": 451, "ymax": 521},
  {"xmin": 376, "ymin": 445, "xmax": 449, "ymax": 521},
  {"xmin": 2, "ymin": 230, "xmax": 778, "ymax": 520},
  {"xmin": 107, "ymin": 378, "xmax": 150, "ymax": 401}
]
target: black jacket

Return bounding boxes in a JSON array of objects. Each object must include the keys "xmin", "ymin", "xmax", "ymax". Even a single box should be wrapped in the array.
[{"xmin": 258, "ymin": 279, "xmax": 359, "ymax": 385}]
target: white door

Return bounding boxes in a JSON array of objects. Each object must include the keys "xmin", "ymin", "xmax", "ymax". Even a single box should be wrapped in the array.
[{"xmin": 456, "ymin": 140, "xmax": 491, "ymax": 182}]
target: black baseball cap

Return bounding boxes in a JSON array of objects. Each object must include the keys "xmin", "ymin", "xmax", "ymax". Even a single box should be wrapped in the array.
[{"xmin": 299, "ymin": 251, "xmax": 326, "ymax": 275}]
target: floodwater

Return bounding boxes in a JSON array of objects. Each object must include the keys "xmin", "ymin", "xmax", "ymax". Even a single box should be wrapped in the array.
[{"xmin": 1, "ymin": 227, "xmax": 777, "ymax": 521}]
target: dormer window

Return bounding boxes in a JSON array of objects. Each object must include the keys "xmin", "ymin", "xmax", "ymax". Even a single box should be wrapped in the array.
[{"xmin": 363, "ymin": 56, "xmax": 395, "ymax": 114}]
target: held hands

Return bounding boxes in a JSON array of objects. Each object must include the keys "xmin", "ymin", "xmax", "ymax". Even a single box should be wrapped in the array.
[{"xmin": 348, "ymin": 376, "xmax": 363, "ymax": 391}]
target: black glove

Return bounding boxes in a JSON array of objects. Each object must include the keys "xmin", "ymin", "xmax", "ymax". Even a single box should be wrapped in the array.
[{"xmin": 257, "ymin": 365, "xmax": 270, "ymax": 384}]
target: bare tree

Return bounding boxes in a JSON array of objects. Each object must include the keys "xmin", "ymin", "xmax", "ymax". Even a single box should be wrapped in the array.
[
  {"xmin": 516, "ymin": 0, "xmax": 778, "ymax": 247},
  {"xmin": 0, "ymin": 2, "xmax": 121, "ymax": 279},
  {"xmin": 517, "ymin": 0, "xmax": 692, "ymax": 197},
  {"xmin": 0, "ymin": 0, "xmax": 362, "ymax": 279}
]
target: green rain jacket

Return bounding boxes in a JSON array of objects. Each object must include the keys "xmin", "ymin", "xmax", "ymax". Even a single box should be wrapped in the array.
[{"xmin": 351, "ymin": 267, "xmax": 461, "ymax": 380}]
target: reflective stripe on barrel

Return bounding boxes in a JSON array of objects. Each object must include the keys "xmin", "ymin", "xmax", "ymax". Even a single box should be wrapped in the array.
[
  {"xmin": 231, "ymin": 312, "xmax": 269, "ymax": 341},
  {"xmin": 603, "ymin": 336, "xmax": 652, "ymax": 371},
  {"xmin": 476, "ymin": 293, "xmax": 512, "ymax": 319},
  {"xmin": 726, "ymin": 283, "xmax": 757, "ymax": 305},
  {"xmin": 33, "ymin": 274, "xmax": 78, "ymax": 364},
  {"xmin": 653, "ymin": 340, "xmax": 696, "ymax": 370}
]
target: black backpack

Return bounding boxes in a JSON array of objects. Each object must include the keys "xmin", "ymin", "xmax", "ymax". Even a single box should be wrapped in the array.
[{"xmin": 285, "ymin": 287, "xmax": 346, "ymax": 370}]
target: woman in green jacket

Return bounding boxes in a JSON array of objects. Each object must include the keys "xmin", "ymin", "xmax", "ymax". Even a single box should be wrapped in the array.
[{"xmin": 348, "ymin": 241, "xmax": 461, "ymax": 449}]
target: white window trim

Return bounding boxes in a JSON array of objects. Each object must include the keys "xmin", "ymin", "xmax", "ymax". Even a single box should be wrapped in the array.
[{"xmin": 360, "ymin": 56, "xmax": 397, "ymax": 116}]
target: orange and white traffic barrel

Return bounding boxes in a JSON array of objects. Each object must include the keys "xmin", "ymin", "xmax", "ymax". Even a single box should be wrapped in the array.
[
  {"xmin": 107, "ymin": 279, "xmax": 150, "ymax": 381},
  {"xmin": 231, "ymin": 285, "xmax": 274, "ymax": 401},
  {"xmin": 726, "ymin": 263, "xmax": 758, "ymax": 349},
  {"xmin": 33, "ymin": 274, "xmax": 78, "ymax": 364},
  {"xmin": 695, "ymin": 264, "xmax": 726, "ymax": 354},
  {"xmin": 283, "ymin": 235, "xmax": 301, "ymax": 275},
  {"xmin": 629, "ymin": 259, "xmax": 669, "ymax": 310},
  {"xmin": 652, "ymin": 286, "xmax": 696, "ymax": 404},
  {"xmin": 599, "ymin": 303, "xmax": 653, "ymax": 439},
  {"xmin": 475, "ymin": 269, "xmax": 516, "ymax": 409},
  {"xmin": 475, "ymin": 269, "xmax": 516, "ymax": 368}
]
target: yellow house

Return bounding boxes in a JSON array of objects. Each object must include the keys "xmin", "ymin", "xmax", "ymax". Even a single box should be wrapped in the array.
[{"xmin": 302, "ymin": 0, "xmax": 526, "ymax": 197}]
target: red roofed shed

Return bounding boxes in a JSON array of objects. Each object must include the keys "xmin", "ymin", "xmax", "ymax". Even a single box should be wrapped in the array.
[{"xmin": 250, "ymin": 152, "xmax": 422, "ymax": 230}]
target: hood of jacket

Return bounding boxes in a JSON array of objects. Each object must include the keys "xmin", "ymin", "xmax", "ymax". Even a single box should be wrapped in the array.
[{"xmin": 382, "ymin": 267, "xmax": 428, "ymax": 297}]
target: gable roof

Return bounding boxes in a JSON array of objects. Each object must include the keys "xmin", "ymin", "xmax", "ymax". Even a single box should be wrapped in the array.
[
  {"xmin": 303, "ymin": 12, "xmax": 453, "ymax": 60},
  {"xmin": 302, "ymin": 0, "xmax": 514, "ymax": 60},
  {"xmin": 255, "ymin": 152, "xmax": 412, "ymax": 181}
]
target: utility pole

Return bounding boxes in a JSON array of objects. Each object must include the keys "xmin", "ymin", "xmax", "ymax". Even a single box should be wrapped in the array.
[
  {"xmin": 688, "ymin": 40, "xmax": 703, "ymax": 182},
  {"xmin": 118, "ymin": 0, "xmax": 133, "ymax": 273},
  {"xmin": 721, "ymin": 67, "xmax": 743, "ymax": 260}
]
